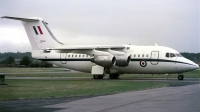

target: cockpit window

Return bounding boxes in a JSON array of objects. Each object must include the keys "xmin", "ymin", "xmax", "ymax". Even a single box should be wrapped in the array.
[
  {"xmin": 170, "ymin": 53, "xmax": 176, "ymax": 57},
  {"xmin": 166, "ymin": 53, "xmax": 169, "ymax": 58},
  {"xmin": 166, "ymin": 53, "xmax": 177, "ymax": 58},
  {"xmin": 175, "ymin": 53, "xmax": 183, "ymax": 57}
]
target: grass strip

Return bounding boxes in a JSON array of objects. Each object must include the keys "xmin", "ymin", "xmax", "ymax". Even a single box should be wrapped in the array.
[{"xmin": 0, "ymin": 79, "xmax": 167, "ymax": 100}]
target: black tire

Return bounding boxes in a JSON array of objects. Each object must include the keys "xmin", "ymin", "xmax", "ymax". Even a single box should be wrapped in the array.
[
  {"xmin": 93, "ymin": 75, "xmax": 103, "ymax": 79},
  {"xmin": 93, "ymin": 75, "xmax": 98, "ymax": 79},
  {"xmin": 178, "ymin": 75, "xmax": 184, "ymax": 80},
  {"xmin": 99, "ymin": 75, "xmax": 103, "ymax": 79},
  {"xmin": 109, "ymin": 74, "xmax": 119, "ymax": 79}
]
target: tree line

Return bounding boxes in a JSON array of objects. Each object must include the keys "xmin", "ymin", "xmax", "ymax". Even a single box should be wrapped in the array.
[
  {"xmin": 181, "ymin": 53, "xmax": 200, "ymax": 63},
  {"xmin": 0, "ymin": 53, "xmax": 53, "ymax": 68},
  {"xmin": 0, "ymin": 52, "xmax": 32, "ymax": 61}
]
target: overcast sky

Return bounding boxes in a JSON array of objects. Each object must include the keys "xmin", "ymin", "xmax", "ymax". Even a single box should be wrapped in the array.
[{"xmin": 0, "ymin": 0, "xmax": 199, "ymax": 53}]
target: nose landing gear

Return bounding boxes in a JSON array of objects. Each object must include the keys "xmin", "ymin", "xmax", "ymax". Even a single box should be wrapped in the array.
[{"xmin": 178, "ymin": 74, "xmax": 184, "ymax": 80}]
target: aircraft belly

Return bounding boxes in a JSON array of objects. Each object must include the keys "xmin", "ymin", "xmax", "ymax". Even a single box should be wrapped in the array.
[
  {"xmin": 114, "ymin": 61, "xmax": 179, "ymax": 74},
  {"xmin": 176, "ymin": 63, "xmax": 193, "ymax": 73},
  {"xmin": 48, "ymin": 61, "xmax": 93, "ymax": 73},
  {"xmin": 65, "ymin": 61, "xmax": 93, "ymax": 73}
]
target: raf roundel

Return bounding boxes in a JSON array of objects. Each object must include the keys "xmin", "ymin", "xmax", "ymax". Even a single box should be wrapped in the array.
[{"xmin": 140, "ymin": 60, "xmax": 147, "ymax": 67}]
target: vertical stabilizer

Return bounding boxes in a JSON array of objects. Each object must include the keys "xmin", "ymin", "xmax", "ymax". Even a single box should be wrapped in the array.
[{"xmin": 1, "ymin": 16, "xmax": 64, "ymax": 50}]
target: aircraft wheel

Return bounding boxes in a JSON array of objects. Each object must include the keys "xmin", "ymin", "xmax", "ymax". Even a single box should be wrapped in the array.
[
  {"xmin": 99, "ymin": 75, "xmax": 103, "ymax": 79},
  {"xmin": 109, "ymin": 74, "xmax": 119, "ymax": 79},
  {"xmin": 93, "ymin": 75, "xmax": 103, "ymax": 79},
  {"xmin": 178, "ymin": 75, "xmax": 184, "ymax": 80}
]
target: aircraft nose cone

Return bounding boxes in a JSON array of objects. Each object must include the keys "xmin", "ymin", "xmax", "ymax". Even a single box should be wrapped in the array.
[
  {"xmin": 191, "ymin": 62, "xmax": 199, "ymax": 70},
  {"xmin": 195, "ymin": 64, "xmax": 199, "ymax": 69},
  {"xmin": 185, "ymin": 58, "xmax": 199, "ymax": 70}
]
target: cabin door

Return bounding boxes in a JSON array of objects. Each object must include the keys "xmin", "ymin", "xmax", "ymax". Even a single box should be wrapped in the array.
[
  {"xmin": 60, "ymin": 53, "xmax": 67, "ymax": 64},
  {"xmin": 150, "ymin": 51, "xmax": 159, "ymax": 65}
]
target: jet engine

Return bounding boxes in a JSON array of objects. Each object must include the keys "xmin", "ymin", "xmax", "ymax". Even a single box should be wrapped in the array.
[
  {"xmin": 115, "ymin": 55, "xmax": 131, "ymax": 67},
  {"xmin": 91, "ymin": 55, "xmax": 116, "ymax": 67}
]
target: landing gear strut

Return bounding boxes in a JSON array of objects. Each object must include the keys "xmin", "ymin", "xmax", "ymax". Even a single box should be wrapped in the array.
[
  {"xmin": 178, "ymin": 74, "xmax": 184, "ymax": 80},
  {"xmin": 93, "ymin": 75, "xmax": 104, "ymax": 79}
]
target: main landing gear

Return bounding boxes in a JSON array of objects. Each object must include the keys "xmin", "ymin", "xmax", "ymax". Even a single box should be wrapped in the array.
[
  {"xmin": 93, "ymin": 75, "xmax": 104, "ymax": 79},
  {"xmin": 93, "ymin": 74, "xmax": 120, "ymax": 79},
  {"xmin": 178, "ymin": 74, "xmax": 184, "ymax": 80},
  {"xmin": 109, "ymin": 73, "xmax": 119, "ymax": 79}
]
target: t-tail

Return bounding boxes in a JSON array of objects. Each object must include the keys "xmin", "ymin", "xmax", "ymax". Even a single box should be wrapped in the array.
[{"xmin": 1, "ymin": 16, "xmax": 64, "ymax": 50}]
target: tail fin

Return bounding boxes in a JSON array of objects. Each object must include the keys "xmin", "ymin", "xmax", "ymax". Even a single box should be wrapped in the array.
[{"xmin": 1, "ymin": 16, "xmax": 64, "ymax": 50}]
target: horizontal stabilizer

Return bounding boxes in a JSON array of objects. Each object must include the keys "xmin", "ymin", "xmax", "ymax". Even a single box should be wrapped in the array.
[{"xmin": 1, "ymin": 16, "xmax": 41, "ymax": 22}]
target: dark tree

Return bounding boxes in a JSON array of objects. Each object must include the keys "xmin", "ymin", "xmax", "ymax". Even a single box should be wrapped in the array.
[
  {"xmin": 1, "ymin": 56, "xmax": 15, "ymax": 64},
  {"xmin": 30, "ymin": 62, "xmax": 40, "ymax": 67},
  {"xmin": 20, "ymin": 56, "xmax": 31, "ymax": 66},
  {"xmin": 39, "ymin": 61, "xmax": 53, "ymax": 68},
  {"xmin": 0, "ymin": 52, "xmax": 32, "ymax": 61}
]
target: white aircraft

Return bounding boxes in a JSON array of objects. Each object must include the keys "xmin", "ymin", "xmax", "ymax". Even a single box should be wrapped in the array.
[{"xmin": 1, "ymin": 16, "xmax": 199, "ymax": 80}]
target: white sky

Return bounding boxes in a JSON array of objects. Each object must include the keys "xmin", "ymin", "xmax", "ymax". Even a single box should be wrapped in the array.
[{"xmin": 0, "ymin": 0, "xmax": 199, "ymax": 53}]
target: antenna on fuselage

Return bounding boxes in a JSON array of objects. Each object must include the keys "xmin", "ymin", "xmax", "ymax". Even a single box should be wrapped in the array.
[{"xmin": 155, "ymin": 43, "xmax": 158, "ymax": 46}]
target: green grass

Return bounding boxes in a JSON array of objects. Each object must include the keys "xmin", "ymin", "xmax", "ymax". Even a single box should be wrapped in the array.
[{"xmin": 0, "ymin": 79, "xmax": 167, "ymax": 100}]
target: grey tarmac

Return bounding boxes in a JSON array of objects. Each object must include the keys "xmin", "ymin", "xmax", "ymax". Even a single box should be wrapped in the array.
[{"xmin": 44, "ymin": 83, "xmax": 199, "ymax": 112}]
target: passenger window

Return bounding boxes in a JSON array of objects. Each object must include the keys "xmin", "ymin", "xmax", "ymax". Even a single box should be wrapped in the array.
[
  {"xmin": 68, "ymin": 55, "xmax": 70, "ymax": 57},
  {"xmin": 83, "ymin": 55, "xmax": 84, "ymax": 57},
  {"xmin": 72, "ymin": 55, "xmax": 73, "ymax": 57},
  {"xmin": 134, "ymin": 54, "xmax": 136, "ymax": 57},
  {"xmin": 170, "ymin": 53, "xmax": 176, "ymax": 57},
  {"xmin": 166, "ymin": 53, "xmax": 169, "ymax": 58},
  {"xmin": 142, "ymin": 54, "xmax": 144, "ymax": 57},
  {"xmin": 138, "ymin": 54, "xmax": 140, "ymax": 57},
  {"xmin": 146, "ymin": 54, "xmax": 148, "ymax": 57}
]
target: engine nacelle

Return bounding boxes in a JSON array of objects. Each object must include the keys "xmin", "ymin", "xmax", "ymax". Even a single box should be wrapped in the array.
[
  {"xmin": 91, "ymin": 55, "xmax": 116, "ymax": 67},
  {"xmin": 115, "ymin": 55, "xmax": 131, "ymax": 67}
]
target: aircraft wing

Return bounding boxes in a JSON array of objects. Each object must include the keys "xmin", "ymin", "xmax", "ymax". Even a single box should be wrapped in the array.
[
  {"xmin": 52, "ymin": 45, "xmax": 125, "ymax": 50},
  {"xmin": 46, "ymin": 45, "xmax": 128, "ymax": 56}
]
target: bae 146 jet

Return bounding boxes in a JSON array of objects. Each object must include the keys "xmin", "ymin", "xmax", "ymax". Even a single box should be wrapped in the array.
[{"xmin": 1, "ymin": 16, "xmax": 199, "ymax": 80}]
